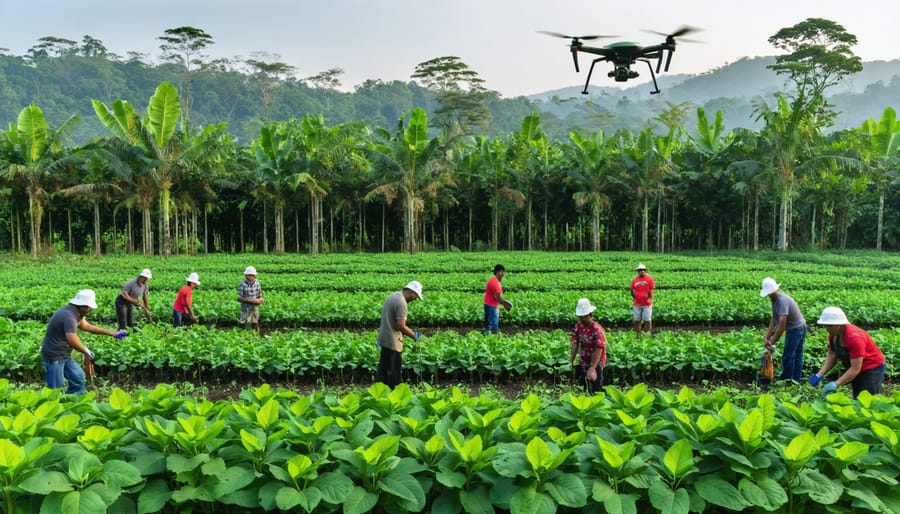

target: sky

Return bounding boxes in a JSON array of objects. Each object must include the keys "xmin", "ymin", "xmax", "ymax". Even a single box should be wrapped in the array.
[{"xmin": 2, "ymin": 0, "xmax": 897, "ymax": 98}]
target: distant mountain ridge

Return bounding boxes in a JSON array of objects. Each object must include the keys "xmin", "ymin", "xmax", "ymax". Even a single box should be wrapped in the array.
[{"xmin": 526, "ymin": 56, "xmax": 900, "ymax": 133}]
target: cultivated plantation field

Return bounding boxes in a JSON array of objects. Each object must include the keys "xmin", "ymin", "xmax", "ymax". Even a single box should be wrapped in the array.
[{"xmin": 0, "ymin": 251, "xmax": 898, "ymax": 513}]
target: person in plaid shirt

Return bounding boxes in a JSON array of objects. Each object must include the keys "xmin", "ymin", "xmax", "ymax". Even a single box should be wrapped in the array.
[
  {"xmin": 237, "ymin": 266, "xmax": 264, "ymax": 334},
  {"xmin": 570, "ymin": 298, "xmax": 607, "ymax": 394}
]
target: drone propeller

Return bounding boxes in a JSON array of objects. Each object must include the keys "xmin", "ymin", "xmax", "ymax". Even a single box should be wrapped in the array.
[
  {"xmin": 537, "ymin": 30, "xmax": 618, "ymax": 41},
  {"xmin": 643, "ymin": 25, "xmax": 702, "ymax": 40}
]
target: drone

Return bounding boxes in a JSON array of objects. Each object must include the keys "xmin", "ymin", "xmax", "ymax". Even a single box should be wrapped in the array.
[{"xmin": 539, "ymin": 26, "xmax": 701, "ymax": 95}]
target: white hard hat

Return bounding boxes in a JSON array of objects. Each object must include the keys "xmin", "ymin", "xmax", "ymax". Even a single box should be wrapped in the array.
[
  {"xmin": 759, "ymin": 277, "xmax": 780, "ymax": 297},
  {"xmin": 186, "ymin": 272, "xmax": 200, "ymax": 285},
  {"xmin": 817, "ymin": 306, "xmax": 849, "ymax": 325},
  {"xmin": 139, "ymin": 268, "xmax": 153, "ymax": 279},
  {"xmin": 244, "ymin": 266, "xmax": 257, "ymax": 276},
  {"xmin": 575, "ymin": 298, "xmax": 597, "ymax": 317},
  {"xmin": 70, "ymin": 289, "xmax": 98, "ymax": 309},
  {"xmin": 635, "ymin": 263, "xmax": 647, "ymax": 271},
  {"xmin": 405, "ymin": 280, "xmax": 424, "ymax": 299}
]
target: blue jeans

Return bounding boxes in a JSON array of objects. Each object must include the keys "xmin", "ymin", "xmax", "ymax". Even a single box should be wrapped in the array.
[
  {"xmin": 780, "ymin": 326, "xmax": 806, "ymax": 381},
  {"xmin": 484, "ymin": 305, "xmax": 499, "ymax": 334},
  {"xmin": 173, "ymin": 310, "xmax": 193, "ymax": 327},
  {"xmin": 42, "ymin": 357, "xmax": 86, "ymax": 395}
]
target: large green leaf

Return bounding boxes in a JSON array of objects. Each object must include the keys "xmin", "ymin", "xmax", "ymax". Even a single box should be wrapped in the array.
[
  {"xmin": 378, "ymin": 470, "xmax": 425, "ymax": 507},
  {"xmin": 509, "ymin": 486, "xmax": 555, "ymax": 514},
  {"xmin": 342, "ymin": 486, "xmax": 378, "ymax": 514},
  {"xmin": 796, "ymin": 469, "xmax": 842, "ymax": 504},
  {"xmin": 18, "ymin": 470, "xmax": 73, "ymax": 494},
  {"xmin": 16, "ymin": 104, "xmax": 49, "ymax": 165},
  {"xmin": 313, "ymin": 471, "xmax": 354, "ymax": 504},
  {"xmin": 694, "ymin": 476, "xmax": 751, "ymax": 510},
  {"xmin": 663, "ymin": 439, "xmax": 694, "ymax": 479},
  {"xmin": 137, "ymin": 478, "xmax": 171, "ymax": 514},
  {"xmin": 544, "ymin": 473, "xmax": 587, "ymax": 507},
  {"xmin": 146, "ymin": 81, "xmax": 181, "ymax": 154},
  {"xmin": 459, "ymin": 486, "xmax": 494, "ymax": 514},
  {"xmin": 738, "ymin": 477, "xmax": 787, "ymax": 510},
  {"xmin": 648, "ymin": 482, "xmax": 690, "ymax": 514}
]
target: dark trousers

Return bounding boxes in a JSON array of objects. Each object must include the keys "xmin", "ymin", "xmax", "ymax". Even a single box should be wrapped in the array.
[
  {"xmin": 851, "ymin": 364, "xmax": 886, "ymax": 398},
  {"xmin": 576, "ymin": 365, "xmax": 604, "ymax": 394},
  {"xmin": 376, "ymin": 346, "xmax": 403, "ymax": 389},
  {"xmin": 115, "ymin": 295, "xmax": 134, "ymax": 330}
]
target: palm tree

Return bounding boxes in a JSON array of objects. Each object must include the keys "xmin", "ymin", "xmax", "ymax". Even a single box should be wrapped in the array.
[
  {"xmin": 0, "ymin": 104, "xmax": 80, "ymax": 257},
  {"xmin": 93, "ymin": 82, "xmax": 218, "ymax": 257},
  {"xmin": 368, "ymin": 108, "xmax": 444, "ymax": 253},
  {"xmin": 857, "ymin": 107, "xmax": 900, "ymax": 250},
  {"xmin": 565, "ymin": 131, "xmax": 618, "ymax": 251}
]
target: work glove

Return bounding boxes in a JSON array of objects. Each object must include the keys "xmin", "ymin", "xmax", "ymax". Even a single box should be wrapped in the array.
[
  {"xmin": 808, "ymin": 374, "xmax": 822, "ymax": 386},
  {"xmin": 821, "ymin": 381, "xmax": 838, "ymax": 395},
  {"xmin": 413, "ymin": 331, "xmax": 420, "ymax": 341},
  {"xmin": 115, "ymin": 330, "xmax": 129, "ymax": 340},
  {"xmin": 85, "ymin": 349, "xmax": 95, "ymax": 361}
]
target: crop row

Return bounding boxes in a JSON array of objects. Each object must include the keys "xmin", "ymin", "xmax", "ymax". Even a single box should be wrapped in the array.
[
  {"xmin": 3, "ymin": 285, "xmax": 900, "ymax": 327},
  {"xmin": 1, "ymin": 380, "xmax": 897, "ymax": 513},
  {"xmin": 4, "ymin": 252, "xmax": 900, "ymax": 292},
  {"xmin": 3, "ymin": 319, "xmax": 896, "ymax": 385}
]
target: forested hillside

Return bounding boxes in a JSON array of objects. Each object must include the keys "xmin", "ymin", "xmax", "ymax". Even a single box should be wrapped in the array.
[{"xmin": 1, "ymin": 23, "xmax": 898, "ymax": 257}]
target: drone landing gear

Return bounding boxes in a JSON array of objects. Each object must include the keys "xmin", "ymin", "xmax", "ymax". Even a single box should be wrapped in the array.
[
  {"xmin": 639, "ymin": 59, "xmax": 661, "ymax": 95},
  {"xmin": 581, "ymin": 57, "xmax": 607, "ymax": 94}
]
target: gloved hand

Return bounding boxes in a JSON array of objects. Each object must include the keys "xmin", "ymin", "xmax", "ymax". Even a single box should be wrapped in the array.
[
  {"xmin": 808, "ymin": 374, "xmax": 822, "ymax": 386},
  {"xmin": 115, "ymin": 330, "xmax": 129, "ymax": 340},
  {"xmin": 413, "ymin": 331, "xmax": 420, "ymax": 341},
  {"xmin": 85, "ymin": 349, "xmax": 95, "ymax": 361},
  {"xmin": 821, "ymin": 381, "xmax": 838, "ymax": 395}
]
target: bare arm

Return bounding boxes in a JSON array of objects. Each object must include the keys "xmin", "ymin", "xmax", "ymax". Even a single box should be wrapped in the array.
[
  {"xmin": 834, "ymin": 357, "xmax": 864, "ymax": 387},
  {"xmin": 493, "ymin": 291, "xmax": 512, "ymax": 310},
  {"xmin": 395, "ymin": 318, "xmax": 416, "ymax": 339},
  {"xmin": 78, "ymin": 318, "xmax": 116, "ymax": 337},
  {"xmin": 816, "ymin": 348, "xmax": 838, "ymax": 378}
]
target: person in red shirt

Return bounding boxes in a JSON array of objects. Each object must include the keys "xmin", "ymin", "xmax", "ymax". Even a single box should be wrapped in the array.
[
  {"xmin": 173, "ymin": 273, "xmax": 200, "ymax": 327},
  {"xmin": 630, "ymin": 263, "xmax": 655, "ymax": 336},
  {"xmin": 809, "ymin": 306, "xmax": 886, "ymax": 398},
  {"xmin": 483, "ymin": 264, "xmax": 512, "ymax": 334},
  {"xmin": 570, "ymin": 298, "xmax": 607, "ymax": 394}
]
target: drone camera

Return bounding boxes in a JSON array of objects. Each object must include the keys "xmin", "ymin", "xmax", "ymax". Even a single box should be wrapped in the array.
[{"xmin": 609, "ymin": 67, "xmax": 637, "ymax": 82}]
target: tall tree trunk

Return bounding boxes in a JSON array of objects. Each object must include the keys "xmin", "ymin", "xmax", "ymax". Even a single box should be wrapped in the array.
[
  {"xmin": 274, "ymin": 201, "xmax": 285, "ymax": 255},
  {"xmin": 67, "ymin": 208, "xmax": 73, "ymax": 253},
  {"xmin": 28, "ymin": 191, "xmax": 41, "ymax": 257},
  {"xmin": 810, "ymin": 203, "xmax": 817, "ymax": 250},
  {"xmin": 161, "ymin": 186, "xmax": 172, "ymax": 258},
  {"xmin": 641, "ymin": 194, "xmax": 649, "ymax": 252},
  {"xmin": 404, "ymin": 194, "xmax": 416, "ymax": 254},
  {"xmin": 526, "ymin": 197, "xmax": 533, "ymax": 250},
  {"xmin": 876, "ymin": 190, "xmax": 884, "ymax": 251},
  {"xmin": 591, "ymin": 209, "xmax": 600, "ymax": 252},
  {"xmin": 93, "ymin": 200, "xmax": 101, "ymax": 257}
]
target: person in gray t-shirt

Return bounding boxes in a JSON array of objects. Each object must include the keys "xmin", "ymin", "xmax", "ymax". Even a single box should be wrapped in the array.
[
  {"xmin": 115, "ymin": 269, "xmax": 153, "ymax": 330},
  {"xmin": 41, "ymin": 289, "xmax": 126, "ymax": 395},
  {"xmin": 375, "ymin": 281, "xmax": 423, "ymax": 388},
  {"xmin": 760, "ymin": 277, "xmax": 807, "ymax": 382}
]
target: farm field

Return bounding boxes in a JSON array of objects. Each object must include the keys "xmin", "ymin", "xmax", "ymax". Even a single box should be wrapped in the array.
[{"xmin": 1, "ymin": 251, "xmax": 897, "ymax": 512}]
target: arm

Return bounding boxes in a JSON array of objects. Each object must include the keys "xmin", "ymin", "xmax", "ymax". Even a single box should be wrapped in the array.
[
  {"xmin": 570, "ymin": 337, "xmax": 578, "ymax": 367},
  {"xmin": 815, "ymin": 347, "xmax": 838, "ymax": 378},
  {"xmin": 833, "ymin": 357, "xmax": 864, "ymax": 387},
  {"xmin": 585, "ymin": 345, "xmax": 604, "ymax": 381},
  {"xmin": 395, "ymin": 318, "xmax": 416, "ymax": 339},
  {"xmin": 493, "ymin": 291, "xmax": 512, "ymax": 310},
  {"xmin": 78, "ymin": 318, "xmax": 117, "ymax": 338},
  {"xmin": 121, "ymin": 291, "xmax": 141, "ymax": 306},
  {"xmin": 768, "ymin": 315, "xmax": 788, "ymax": 345},
  {"xmin": 65, "ymin": 332, "xmax": 93, "ymax": 356}
]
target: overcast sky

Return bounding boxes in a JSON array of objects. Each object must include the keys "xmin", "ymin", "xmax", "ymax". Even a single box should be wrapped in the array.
[{"xmin": 2, "ymin": 0, "xmax": 896, "ymax": 98}]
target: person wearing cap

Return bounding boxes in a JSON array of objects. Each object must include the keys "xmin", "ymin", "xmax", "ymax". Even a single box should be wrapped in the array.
[
  {"xmin": 630, "ymin": 263, "xmax": 655, "ymax": 336},
  {"xmin": 237, "ymin": 266, "xmax": 264, "ymax": 334},
  {"xmin": 376, "ymin": 281, "xmax": 423, "ymax": 389},
  {"xmin": 115, "ymin": 269, "xmax": 153, "ymax": 330},
  {"xmin": 40, "ymin": 290, "xmax": 126, "ymax": 395},
  {"xmin": 484, "ymin": 264, "xmax": 512, "ymax": 335},
  {"xmin": 760, "ymin": 277, "xmax": 807, "ymax": 383},
  {"xmin": 810, "ymin": 307, "xmax": 886, "ymax": 398},
  {"xmin": 173, "ymin": 273, "xmax": 200, "ymax": 327},
  {"xmin": 570, "ymin": 298, "xmax": 607, "ymax": 394}
]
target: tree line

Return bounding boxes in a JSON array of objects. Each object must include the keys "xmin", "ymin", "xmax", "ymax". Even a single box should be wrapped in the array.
[{"xmin": 1, "ymin": 20, "xmax": 898, "ymax": 256}]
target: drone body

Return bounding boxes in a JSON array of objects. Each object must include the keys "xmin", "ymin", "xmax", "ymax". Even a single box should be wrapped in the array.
[{"xmin": 540, "ymin": 27, "xmax": 700, "ymax": 94}]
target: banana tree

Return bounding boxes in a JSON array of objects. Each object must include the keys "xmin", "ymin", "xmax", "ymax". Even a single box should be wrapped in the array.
[
  {"xmin": 93, "ymin": 81, "xmax": 213, "ymax": 257},
  {"xmin": 618, "ymin": 127, "xmax": 677, "ymax": 251},
  {"xmin": 252, "ymin": 121, "xmax": 302, "ymax": 255},
  {"xmin": 0, "ymin": 104, "xmax": 80, "ymax": 257},
  {"xmin": 857, "ymin": 106, "xmax": 900, "ymax": 250},
  {"xmin": 565, "ymin": 130, "xmax": 618, "ymax": 252},
  {"xmin": 368, "ymin": 108, "xmax": 444, "ymax": 253}
]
